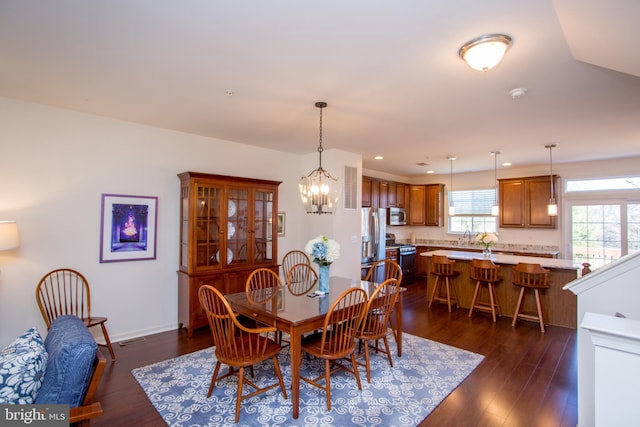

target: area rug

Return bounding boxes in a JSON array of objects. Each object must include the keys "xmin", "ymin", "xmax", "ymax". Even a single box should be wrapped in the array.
[{"xmin": 132, "ymin": 333, "xmax": 484, "ymax": 427}]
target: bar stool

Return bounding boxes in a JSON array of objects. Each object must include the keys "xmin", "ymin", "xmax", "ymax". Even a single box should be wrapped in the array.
[
  {"xmin": 428, "ymin": 255, "xmax": 459, "ymax": 312},
  {"xmin": 511, "ymin": 262, "xmax": 550, "ymax": 332},
  {"xmin": 468, "ymin": 258, "xmax": 502, "ymax": 322}
]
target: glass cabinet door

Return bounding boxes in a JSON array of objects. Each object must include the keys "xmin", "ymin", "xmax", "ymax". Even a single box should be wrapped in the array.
[
  {"xmin": 227, "ymin": 187, "xmax": 250, "ymax": 267},
  {"xmin": 195, "ymin": 184, "xmax": 222, "ymax": 268},
  {"xmin": 254, "ymin": 188, "xmax": 275, "ymax": 263}
]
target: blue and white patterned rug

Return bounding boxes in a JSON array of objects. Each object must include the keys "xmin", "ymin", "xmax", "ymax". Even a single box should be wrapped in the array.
[{"xmin": 132, "ymin": 333, "xmax": 484, "ymax": 427}]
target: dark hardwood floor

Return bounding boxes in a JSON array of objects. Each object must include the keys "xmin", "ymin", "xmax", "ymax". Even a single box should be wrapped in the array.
[{"xmin": 92, "ymin": 277, "xmax": 577, "ymax": 427}]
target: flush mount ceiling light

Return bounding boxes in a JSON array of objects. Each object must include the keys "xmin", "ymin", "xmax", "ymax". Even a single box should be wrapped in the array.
[
  {"xmin": 545, "ymin": 144, "xmax": 558, "ymax": 216},
  {"xmin": 299, "ymin": 102, "xmax": 341, "ymax": 215},
  {"xmin": 459, "ymin": 33, "xmax": 513, "ymax": 72}
]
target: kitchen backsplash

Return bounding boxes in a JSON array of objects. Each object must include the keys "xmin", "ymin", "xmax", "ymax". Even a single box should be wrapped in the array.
[{"xmin": 396, "ymin": 238, "xmax": 560, "ymax": 255}]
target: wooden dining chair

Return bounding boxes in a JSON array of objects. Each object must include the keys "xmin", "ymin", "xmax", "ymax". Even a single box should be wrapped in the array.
[
  {"xmin": 511, "ymin": 262, "xmax": 550, "ymax": 332},
  {"xmin": 468, "ymin": 258, "xmax": 502, "ymax": 322},
  {"xmin": 364, "ymin": 259, "xmax": 403, "ymax": 285},
  {"xmin": 245, "ymin": 268, "xmax": 283, "ymax": 342},
  {"xmin": 354, "ymin": 278, "xmax": 400, "ymax": 383},
  {"xmin": 246, "ymin": 268, "xmax": 282, "ymax": 305},
  {"xmin": 198, "ymin": 285, "xmax": 288, "ymax": 423},
  {"xmin": 35, "ymin": 268, "xmax": 116, "ymax": 361},
  {"xmin": 364, "ymin": 259, "xmax": 403, "ymax": 342},
  {"xmin": 286, "ymin": 263, "xmax": 318, "ymax": 295},
  {"xmin": 429, "ymin": 255, "xmax": 460, "ymax": 312},
  {"xmin": 282, "ymin": 250, "xmax": 311, "ymax": 281},
  {"xmin": 300, "ymin": 287, "xmax": 368, "ymax": 411}
]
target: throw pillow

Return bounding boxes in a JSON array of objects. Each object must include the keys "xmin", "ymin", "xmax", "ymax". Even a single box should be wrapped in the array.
[{"xmin": 0, "ymin": 327, "xmax": 48, "ymax": 404}]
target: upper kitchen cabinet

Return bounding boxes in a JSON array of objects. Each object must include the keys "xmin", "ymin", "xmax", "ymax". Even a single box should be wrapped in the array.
[
  {"xmin": 499, "ymin": 175, "xmax": 558, "ymax": 229},
  {"xmin": 362, "ymin": 177, "xmax": 410, "ymax": 209},
  {"xmin": 362, "ymin": 176, "xmax": 372, "ymax": 207},
  {"xmin": 408, "ymin": 184, "xmax": 443, "ymax": 226}
]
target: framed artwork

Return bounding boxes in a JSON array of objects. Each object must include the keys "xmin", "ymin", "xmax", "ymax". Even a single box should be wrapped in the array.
[
  {"xmin": 277, "ymin": 212, "xmax": 286, "ymax": 236},
  {"xmin": 100, "ymin": 194, "xmax": 158, "ymax": 263}
]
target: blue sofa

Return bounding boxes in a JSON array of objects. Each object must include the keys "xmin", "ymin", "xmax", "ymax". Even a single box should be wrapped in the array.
[{"xmin": 0, "ymin": 315, "xmax": 106, "ymax": 426}]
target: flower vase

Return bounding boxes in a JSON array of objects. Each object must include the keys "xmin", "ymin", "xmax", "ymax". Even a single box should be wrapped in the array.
[
  {"xmin": 318, "ymin": 264, "xmax": 330, "ymax": 294},
  {"xmin": 483, "ymin": 246, "xmax": 492, "ymax": 257}
]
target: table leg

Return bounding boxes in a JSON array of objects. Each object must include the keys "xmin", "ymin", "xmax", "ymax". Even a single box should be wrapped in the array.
[
  {"xmin": 396, "ymin": 294, "xmax": 403, "ymax": 357},
  {"xmin": 289, "ymin": 326, "xmax": 302, "ymax": 419}
]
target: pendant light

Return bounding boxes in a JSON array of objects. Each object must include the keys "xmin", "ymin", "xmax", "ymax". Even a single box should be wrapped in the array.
[
  {"xmin": 491, "ymin": 151, "xmax": 500, "ymax": 216},
  {"xmin": 545, "ymin": 144, "xmax": 558, "ymax": 216},
  {"xmin": 299, "ymin": 102, "xmax": 341, "ymax": 215},
  {"xmin": 447, "ymin": 156, "xmax": 456, "ymax": 216}
]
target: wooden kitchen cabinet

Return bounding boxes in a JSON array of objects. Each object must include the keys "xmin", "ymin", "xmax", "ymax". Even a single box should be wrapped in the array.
[
  {"xmin": 387, "ymin": 182, "xmax": 397, "ymax": 207},
  {"xmin": 385, "ymin": 247, "xmax": 399, "ymax": 263},
  {"xmin": 371, "ymin": 179, "xmax": 380, "ymax": 208},
  {"xmin": 408, "ymin": 185, "xmax": 425, "ymax": 225},
  {"xmin": 396, "ymin": 183, "xmax": 407, "ymax": 208},
  {"xmin": 379, "ymin": 181, "xmax": 389, "ymax": 208},
  {"xmin": 362, "ymin": 176, "xmax": 410, "ymax": 209},
  {"xmin": 499, "ymin": 175, "xmax": 557, "ymax": 229},
  {"xmin": 177, "ymin": 171, "xmax": 281, "ymax": 336},
  {"xmin": 409, "ymin": 184, "xmax": 443, "ymax": 226},
  {"xmin": 425, "ymin": 184, "xmax": 444, "ymax": 226},
  {"xmin": 362, "ymin": 176, "xmax": 372, "ymax": 207}
]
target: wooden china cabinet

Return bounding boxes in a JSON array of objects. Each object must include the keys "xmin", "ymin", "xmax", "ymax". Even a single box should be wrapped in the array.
[{"xmin": 177, "ymin": 172, "xmax": 281, "ymax": 336}]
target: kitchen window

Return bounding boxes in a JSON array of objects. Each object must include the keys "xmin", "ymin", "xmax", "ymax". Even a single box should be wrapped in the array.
[
  {"xmin": 448, "ymin": 188, "xmax": 497, "ymax": 234},
  {"xmin": 565, "ymin": 177, "xmax": 640, "ymax": 269}
]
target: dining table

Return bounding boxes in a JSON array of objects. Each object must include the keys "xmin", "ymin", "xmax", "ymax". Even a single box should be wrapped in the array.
[{"xmin": 225, "ymin": 275, "xmax": 405, "ymax": 420}]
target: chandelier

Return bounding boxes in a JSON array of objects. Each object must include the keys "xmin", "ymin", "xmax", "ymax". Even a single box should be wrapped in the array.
[{"xmin": 299, "ymin": 102, "xmax": 341, "ymax": 215}]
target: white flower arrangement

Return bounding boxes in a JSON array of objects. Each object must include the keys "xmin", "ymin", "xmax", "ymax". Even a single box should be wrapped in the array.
[
  {"xmin": 304, "ymin": 235, "xmax": 340, "ymax": 267},
  {"xmin": 474, "ymin": 232, "xmax": 498, "ymax": 249}
]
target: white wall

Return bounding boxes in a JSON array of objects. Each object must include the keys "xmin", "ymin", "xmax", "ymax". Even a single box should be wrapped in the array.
[{"xmin": 0, "ymin": 96, "xmax": 362, "ymax": 348}]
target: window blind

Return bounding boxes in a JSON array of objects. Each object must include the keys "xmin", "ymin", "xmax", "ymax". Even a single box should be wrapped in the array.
[{"xmin": 449, "ymin": 189, "xmax": 496, "ymax": 215}]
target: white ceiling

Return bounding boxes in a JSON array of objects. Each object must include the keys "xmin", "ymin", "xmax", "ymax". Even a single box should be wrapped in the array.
[{"xmin": 1, "ymin": 0, "xmax": 639, "ymax": 177}]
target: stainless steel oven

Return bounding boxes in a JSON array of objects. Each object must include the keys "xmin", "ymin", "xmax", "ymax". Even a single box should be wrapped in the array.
[{"xmin": 398, "ymin": 244, "xmax": 416, "ymax": 281}]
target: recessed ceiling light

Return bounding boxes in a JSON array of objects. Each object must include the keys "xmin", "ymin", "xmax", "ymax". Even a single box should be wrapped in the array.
[
  {"xmin": 502, "ymin": 162, "xmax": 512, "ymax": 167},
  {"xmin": 427, "ymin": 170, "xmax": 435, "ymax": 174},
  {"xmin": 374, "ymin": 155, "xmax": 383, "ymax": 160}
]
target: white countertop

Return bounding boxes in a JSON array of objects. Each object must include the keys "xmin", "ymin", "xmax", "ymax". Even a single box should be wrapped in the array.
[{"xmin": 421, "ymin": 249, "xmax": 581, "ymax": 270}]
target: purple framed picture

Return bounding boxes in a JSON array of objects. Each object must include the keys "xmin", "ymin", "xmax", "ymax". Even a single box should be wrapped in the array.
[{"xmin": 100, "ymin": 194, "xmax": 158, "ymax": 263}]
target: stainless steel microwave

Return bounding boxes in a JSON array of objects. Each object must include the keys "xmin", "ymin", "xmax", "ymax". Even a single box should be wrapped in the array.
[{"xmin": 387, "ymin": 207, "xmax": 406, "ymax": 225}]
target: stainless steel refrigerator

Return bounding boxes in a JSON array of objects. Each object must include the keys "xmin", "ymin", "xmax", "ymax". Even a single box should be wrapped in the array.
[{"xmin": 361, "ymin": 207, "xmax": 386, "ymax": 282}]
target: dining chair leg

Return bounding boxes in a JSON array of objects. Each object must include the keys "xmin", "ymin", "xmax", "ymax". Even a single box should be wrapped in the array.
[
  {"xmin": 382, "ymin": 336, "xmax": 393, "ymax": 367},
  {"xmin": 235, "ymin": 367, "xmax": 245, "ymax": 423},
  {"xmin": 99, "ymin": 323, "xmax": 116, "ymax": 361},
  {"xmin": 512, "ymin": 288, "xmax": 526, "ymax": 327},
  {"xmin": 272, "ymin": 356, "xmax": 288, "ymax": 399},
  {"xmin": 324, "ymin": 359, "xmax": 332, "ymax": 411},
  {"xmin": 488, "ymin": 284, "xmax": 497, "ymax": 322},
  {"xmin": 363, "ymin": 340, "xmax": 372, "ymax": 383},
  {"xmin": 428, "ymin": 276, "xmax": 440, "ymax": 308},
  {"xmin": 208, "ymin": 361, "xmax": 222, "ymax": 397},
  {"xmin": 469, "ymin": 282, "xmax": 481, "ymax": 318},
  {"xmin": 445, "ymin": 279, "xmax": 452, "ymax": 312},
  {"xmin": 351, "ymin": 353, "xmax": 363, "ymax": 391},
  {"xmin": 534, "ymin": 289, "xmax": 545, "ymax": 333}
]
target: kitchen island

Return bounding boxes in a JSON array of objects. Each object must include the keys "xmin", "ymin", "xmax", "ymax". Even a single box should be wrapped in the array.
[{"xmin": 420, "ymin": 250, "xmax": 581, "ymax": 329}]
